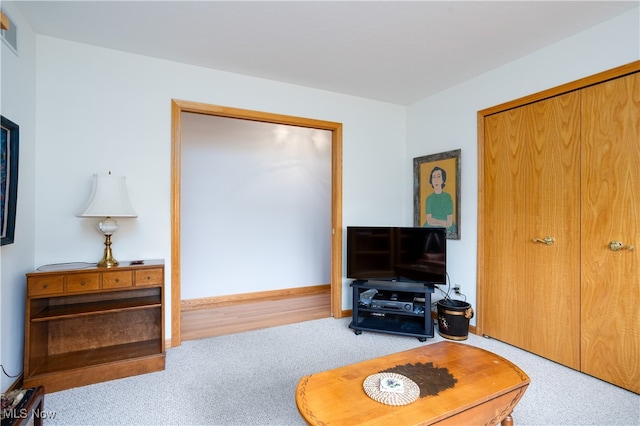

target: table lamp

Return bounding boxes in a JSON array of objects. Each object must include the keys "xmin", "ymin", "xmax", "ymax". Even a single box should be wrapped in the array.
[{"xmin": 77, "ymin": 172, "xmax": 138, "ymax": 267}]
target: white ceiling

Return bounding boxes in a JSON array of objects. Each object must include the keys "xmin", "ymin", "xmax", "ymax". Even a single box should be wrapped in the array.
[{"xmin": 10, "ymin": 1, "xmax": 639, "ymax": 105}]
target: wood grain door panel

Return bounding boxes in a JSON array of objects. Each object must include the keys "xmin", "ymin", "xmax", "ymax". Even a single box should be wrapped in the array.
[
  {"xmin": 581, "ymin": 72, "xmax": 640, "ymax": 393},
  {"xmin": 479, "ymin": 63, "xmax": 640, "ymax": 393},
  {"xmin": 482, "ymin": 108, "xmax": 528, "ymax": 347},
  {"xmin": 482, "ymin": 93, "xmax": 581, "ymax": 369},
  {"xmin": 523, "ymin": 93, "xmax": 581, "ymax": 368}
]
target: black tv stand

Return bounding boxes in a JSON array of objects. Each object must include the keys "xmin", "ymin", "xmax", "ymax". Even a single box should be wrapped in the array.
[{"xmin": 349, "ymin": 280, "xmax": 434, "ymax": 341}]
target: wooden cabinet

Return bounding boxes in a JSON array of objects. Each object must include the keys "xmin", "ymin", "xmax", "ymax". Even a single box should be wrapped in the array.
[
  {"xmin": 24, "ymin": 260, "xmax": 165, "ymax": 393},
  {"xmin": 478, "ymin": 64, "xmax": 639, "ymax": 393}
]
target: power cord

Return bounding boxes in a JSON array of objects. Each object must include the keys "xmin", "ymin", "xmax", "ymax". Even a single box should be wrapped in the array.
[
  {"xmin": 432, "ymin": 272, "xmax": 453, "ymax": 309},
  {"xmin": 432, "ymin": 272, "xmax": 467, "ymax": 306},
  {"xmin": 454, "ymin": 290, "xmax": 467, "ymax": 302},
  {"xmin": 1, "ymin": 364, "xmax": 21, "ymax": 378}
]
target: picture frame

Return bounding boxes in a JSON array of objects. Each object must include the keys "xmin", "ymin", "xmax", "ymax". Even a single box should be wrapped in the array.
[
  {"xmin": 413, "ymin": 149, "xmax": 460, "ymax": 239},
  {"xmin": 1, "ymin": 115, "xmax": 19, "ymax": 246}
]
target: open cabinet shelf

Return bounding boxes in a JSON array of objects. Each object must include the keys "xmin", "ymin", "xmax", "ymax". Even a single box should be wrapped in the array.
[{"xmin": 24, "ymin": 260, "xmax": 166, "ymax": 393}]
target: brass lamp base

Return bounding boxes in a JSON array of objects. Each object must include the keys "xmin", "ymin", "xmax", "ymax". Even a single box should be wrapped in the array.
[{"xmin": 97, "ymin": 234, "xmax": 119, "ymax": 268}]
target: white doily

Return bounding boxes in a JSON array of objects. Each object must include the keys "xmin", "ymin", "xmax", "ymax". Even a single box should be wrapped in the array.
[{"xmin": 363, "ymin": 373, "xmax": 420, "ymax": 406}]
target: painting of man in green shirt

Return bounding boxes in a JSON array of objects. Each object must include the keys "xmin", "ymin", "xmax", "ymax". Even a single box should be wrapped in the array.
[{"xmin": 424, "ymin": 166, "xmax": 456, "ymax": 235}]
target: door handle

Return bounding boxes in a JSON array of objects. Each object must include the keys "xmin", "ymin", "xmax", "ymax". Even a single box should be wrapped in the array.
[
  {"xmin": 609, "ymin": 241, "xmax": 634, "ymax": 251},
  {"xmin": 532, "ymin": 236, "xmax": 555, "ymax": 245}
]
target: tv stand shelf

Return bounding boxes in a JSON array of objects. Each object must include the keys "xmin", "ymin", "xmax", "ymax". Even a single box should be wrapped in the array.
[
  {"xmin": 349, "ymin": 280, "xmax": 434, "ymax": 341},
  {"xmin": 24, "ymin": 260, "xmax": 165, "ymax": 393}
]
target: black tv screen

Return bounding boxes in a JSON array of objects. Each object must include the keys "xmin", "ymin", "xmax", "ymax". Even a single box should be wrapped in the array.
[{"xmin": 346, "ymin": 226, "xmax": 446, "ymax": 285}]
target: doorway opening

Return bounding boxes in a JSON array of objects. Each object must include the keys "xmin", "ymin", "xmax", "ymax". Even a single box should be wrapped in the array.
[{"xmin": 171, "ymin": 99, "xmax": 343, "ymax": 346}]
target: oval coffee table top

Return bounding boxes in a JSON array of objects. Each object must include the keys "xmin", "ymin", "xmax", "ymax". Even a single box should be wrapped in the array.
[{"xmin": 296, "ymin": 341, "xmax": 530, "ymax": 426}]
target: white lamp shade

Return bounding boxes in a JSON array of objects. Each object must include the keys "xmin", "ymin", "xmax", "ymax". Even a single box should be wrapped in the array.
[{"xmin": 77, "ymin": 173, "xmax": 138, "ymax": 218}]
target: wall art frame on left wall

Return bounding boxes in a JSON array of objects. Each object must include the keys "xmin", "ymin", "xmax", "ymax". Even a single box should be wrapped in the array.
[{"xmin": 1, "ymin": 115, "xmax": 19, "ymax": 245}]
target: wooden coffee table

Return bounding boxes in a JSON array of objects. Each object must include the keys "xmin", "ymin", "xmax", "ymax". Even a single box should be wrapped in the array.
[{"xmin": 296, "ymin": 341, "xmax": 530, "ymax": 426}]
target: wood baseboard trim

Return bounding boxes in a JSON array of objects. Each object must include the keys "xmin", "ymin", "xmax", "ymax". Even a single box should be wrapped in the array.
[
  {"xmin": 180, "ymin": 286, "xmax": 331, "ymax": 341},
  {"xmin": 177, "ymin": 293, "xmax": 476, "ymax": 346},
  {"xmin": 181, "ymin": 284, "xmax": 331, "ymax": 311}
]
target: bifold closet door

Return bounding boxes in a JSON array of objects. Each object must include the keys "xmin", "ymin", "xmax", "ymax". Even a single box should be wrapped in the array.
[
  {"xmin": 482, "ymin": 92, "xmax": 581, "ymax": 369},
  {"xmin": 581, "ymin": 72, "xmax": 639, "ymax": 393}
]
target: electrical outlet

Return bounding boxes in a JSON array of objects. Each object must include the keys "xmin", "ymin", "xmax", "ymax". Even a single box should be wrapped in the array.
[{"xmin": 453, "ymin": 284, "xmax": 461, "ymax": 294}]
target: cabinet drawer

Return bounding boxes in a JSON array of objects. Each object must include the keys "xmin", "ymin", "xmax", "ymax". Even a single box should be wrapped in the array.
[
  {"xmin": 28, "ymin": 276, "xmax": 64, "ymax": 296},
  {"xmin": 102, "ymin": 271, "xmax": 133, "ymax": 289},
  {"xmin": 67, "ymin": 273, "xmax": 100, "ymax": 293},
  {"xmin": 135, "ymin": 269, "xmax": 163, "ymax": 286}
]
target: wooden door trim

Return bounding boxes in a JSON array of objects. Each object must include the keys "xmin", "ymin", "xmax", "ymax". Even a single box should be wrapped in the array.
[
  {"xmin": 479, "ymin": 61, "xmax": 640, "ymax": 117},
  {"xmin": 171, "ymin": 99, "xmax": 343, "ymax": 347},
  {"xmin": 476, "ymin": 60, "xmax": 640, "ymax": 336}
]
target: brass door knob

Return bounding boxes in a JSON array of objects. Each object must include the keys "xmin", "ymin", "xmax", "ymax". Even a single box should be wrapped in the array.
[
  {"xmin": 532, "ymin": 236, "xmax": 555, "ymax": 245},
  {"xmin": 609, "ymin": 241, "xmax": 634, "ymax": 251}
]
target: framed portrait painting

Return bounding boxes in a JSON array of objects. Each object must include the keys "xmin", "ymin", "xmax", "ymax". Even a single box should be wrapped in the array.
[
  {"xmin": 1, "ymin": 115, "xmax": 19, "ymax": 246},
  {"xmin": 413, "ymin": 149, "xmax": 460, "ymax": 239}
]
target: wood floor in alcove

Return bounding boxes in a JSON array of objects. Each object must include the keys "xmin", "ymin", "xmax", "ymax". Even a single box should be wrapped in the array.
[{"xmin": 180, "ymin": 290, "xmax": 332, "ymax": 342}]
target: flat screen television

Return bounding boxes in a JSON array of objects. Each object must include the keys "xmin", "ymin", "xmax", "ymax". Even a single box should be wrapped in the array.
[{"xmin": 346, "ymin": 226, "xmax": 446, "ymax": 285}]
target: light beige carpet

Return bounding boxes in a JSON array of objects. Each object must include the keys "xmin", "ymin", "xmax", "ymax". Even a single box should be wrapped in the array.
[{"xmin": 44, "ymin": 317, "xmax": 639, "ymax": 425}]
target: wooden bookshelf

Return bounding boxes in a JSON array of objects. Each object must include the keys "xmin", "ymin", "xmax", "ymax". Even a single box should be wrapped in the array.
[{"xmin": 24, "ymin": 260, "xmax": 165, "ymax": 393}]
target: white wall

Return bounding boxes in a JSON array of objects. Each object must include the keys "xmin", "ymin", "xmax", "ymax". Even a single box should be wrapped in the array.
[
  {"xmin": 180, "ymin": 114, "xmax": 332, "ymax": 298},
  {"xmin": 407, "ymin": 8, "xmax": 640, "ymax": 325},
  {"xmin": 33, "ymin": 36, "xmax": 407, "ymax": 335},
  {"xmin": 0, "ymin": 4, "xmax": 37, "ymax": 392}
]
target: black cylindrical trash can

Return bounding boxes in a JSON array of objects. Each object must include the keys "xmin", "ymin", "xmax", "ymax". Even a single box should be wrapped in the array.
[{"xmin": 437, "ymin": 299, "xmax": 474, "ymax": 341}]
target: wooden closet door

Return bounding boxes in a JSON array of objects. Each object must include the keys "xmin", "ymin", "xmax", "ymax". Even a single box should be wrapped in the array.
[
  {"xmin": 482, "ymin": 93, "xmax": 581, "ymax": 369},
  {"xmin": 483, "ymin": 107, "xmax": 528, "ymax": 347},
  {"xmin": 523, "ymin": 93, "xmax": 581, "ymax": 368},
  {"xmin": 581, "ymin": 72, "xmax": 640, "ymax": 393}
]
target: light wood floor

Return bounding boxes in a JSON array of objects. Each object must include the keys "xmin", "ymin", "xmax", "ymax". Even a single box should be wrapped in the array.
[{"xmin": 180, "ymin": 290, "xmax": 332, "ymax": 341}]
